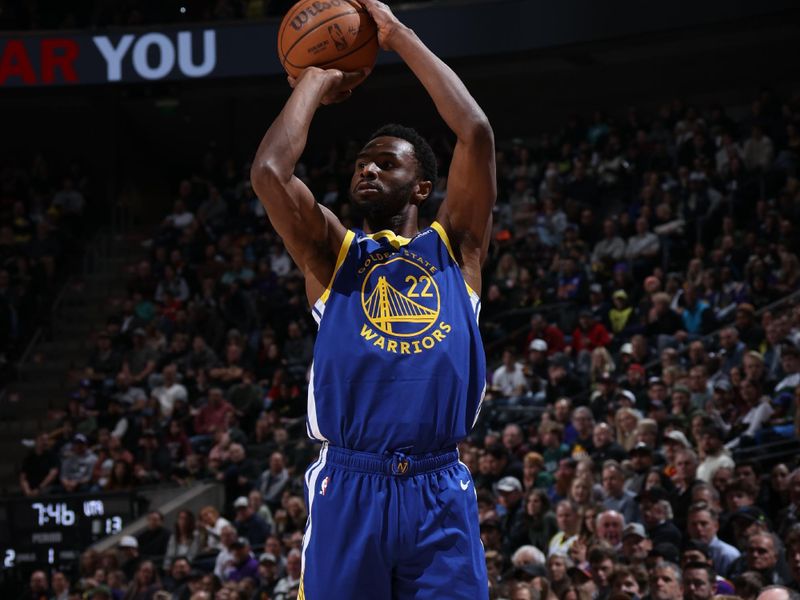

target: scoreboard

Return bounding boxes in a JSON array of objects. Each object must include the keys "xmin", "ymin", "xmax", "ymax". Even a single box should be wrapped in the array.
[{"xmin": 0, "ymin": 492, "xmax": 138, "ymax": 569}]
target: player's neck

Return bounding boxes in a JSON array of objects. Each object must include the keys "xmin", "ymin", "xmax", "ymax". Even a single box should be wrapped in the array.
[{"xmin": 362, "ymin": 206, "xmax": 419, "ymax": 237}]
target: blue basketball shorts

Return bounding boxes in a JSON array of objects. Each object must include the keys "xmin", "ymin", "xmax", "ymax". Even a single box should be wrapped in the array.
[{"xmin": 299, "ymin": 443, "xmax": 489, "ymax": 599}]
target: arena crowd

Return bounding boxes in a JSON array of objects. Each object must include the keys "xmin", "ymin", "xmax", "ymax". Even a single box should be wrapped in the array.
[{"xmin": 17, "ymin": 88, "xmax": 800, "ymax": 600}]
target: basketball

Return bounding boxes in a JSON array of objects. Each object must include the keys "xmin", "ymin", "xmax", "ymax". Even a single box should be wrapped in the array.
[{"xmin": 278, "ymin": 0, "xmax": 379, "ymax": 81}]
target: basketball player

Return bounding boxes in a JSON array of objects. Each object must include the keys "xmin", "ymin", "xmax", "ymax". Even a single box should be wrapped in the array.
[{"xmin": 250, "ymin": 0, "xmax": 495, "ymax": 597}]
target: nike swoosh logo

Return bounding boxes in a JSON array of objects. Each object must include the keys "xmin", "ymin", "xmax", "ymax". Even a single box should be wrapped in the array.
[{"xmin": 460, "ymin": 480, "xmax": 470, "ymax": 491}]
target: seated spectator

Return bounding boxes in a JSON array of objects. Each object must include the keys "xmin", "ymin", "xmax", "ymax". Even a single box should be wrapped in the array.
[
  {"xmin": 256, "ymin": 451, "xmax": 290, "ymax": 511},
  {"xmin": 272, "ymin": 548, "xmax": 302, "ymax": 600},
  {"xmin": 162, "ymin": 509, "xmax": 200, "ymax": 570},
  {"xmin": 59, "ymin": 433, "xmax": 98, "ymax": 493},
  {"xmin": 233, "ymin": 495, "xmax": 271, "ymax": 548},
  {"xmin": 19, "ymin": 432, "xmax": 59, "ymax": 497},
  {"xmin": 199, "ymin": 506, "xmax": 233, "ymax": 553},
  {"xmin": 492, "ymin": 348, "xmax": 529, "ymax": 400},
  {"xmin": 224, "ymin": 537, "xmax": 259, "ymax": 583},
  {"xmin": 136, "ymin": 511, "xmax": 170, "ymax": 561}
]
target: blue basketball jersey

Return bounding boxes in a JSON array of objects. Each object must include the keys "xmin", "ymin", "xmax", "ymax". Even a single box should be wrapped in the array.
[{"xmin": 307, "ymin": 221, "xmax": 486, "ymax": 454}]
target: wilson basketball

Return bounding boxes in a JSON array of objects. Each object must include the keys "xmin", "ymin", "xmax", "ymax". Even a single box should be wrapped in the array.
[{"xmin": 278, "ymin": 0, "xmax": 379, "ymax": 80}]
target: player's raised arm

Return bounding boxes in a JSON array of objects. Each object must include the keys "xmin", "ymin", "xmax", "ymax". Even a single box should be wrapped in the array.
[
  {"xmin": 360, "ymin": 0, "xmax": 496, "ymax": 294},
  {"xmin": 249, "ymin": 67, "xmax": 362, "ymax": 304}
]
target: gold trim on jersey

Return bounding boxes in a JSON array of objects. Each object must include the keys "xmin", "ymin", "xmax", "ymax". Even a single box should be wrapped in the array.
[
  {"xmin": 430, "ymin": 221, "xmax": 477, "ymax": 297},
  {"xmin": 366, "ymin": 229, "xmax": 413, "ymax": 249},
  {"xmin": 319, "ymin": 230, "xmax": 356, "ymax": 305}
]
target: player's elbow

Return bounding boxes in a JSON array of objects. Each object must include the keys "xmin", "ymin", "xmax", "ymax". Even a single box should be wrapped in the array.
[
  {"xmin": 460, "ymin": 116, "xmax": 494, "ymax": 148},
  {"xmin": 250, "ymin": 161, "xmax": 288, "ymax": 198}
]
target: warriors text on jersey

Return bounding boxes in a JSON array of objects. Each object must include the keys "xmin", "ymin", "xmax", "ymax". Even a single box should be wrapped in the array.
[{"xmin": 307, "ymin": 221, "xmax": 486, "ymax": 454}]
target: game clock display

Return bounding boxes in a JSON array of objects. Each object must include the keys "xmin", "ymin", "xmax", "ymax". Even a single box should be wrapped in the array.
[{"xmin": 0, "ymin": 493, "xmax": 136, "ymax": 567}]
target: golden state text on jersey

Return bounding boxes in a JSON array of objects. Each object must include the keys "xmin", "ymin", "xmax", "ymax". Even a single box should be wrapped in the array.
[{"xmin": 307, "ymin": 222, "xmax": 486, "ymax": 454}]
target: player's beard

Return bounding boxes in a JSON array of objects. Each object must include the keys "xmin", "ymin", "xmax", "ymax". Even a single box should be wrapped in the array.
[{"xmin": 351, "ymin": 180, "xmax": 416, "ymax": 230}]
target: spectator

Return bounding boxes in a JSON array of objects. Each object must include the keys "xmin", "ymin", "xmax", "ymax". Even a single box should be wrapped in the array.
[
  {"xmin": 602, "ymin": 460, "xmax": 640, "ymax": 524},
  {"xmin": 224, "ymin": 537, "xmax": 259, "ymax": 583},
  {"xmin": 272, "ymin": 549, "xmax": 302, "ymax": 600},
  {"xmin": 233, "ymin": 495, "xmax": 271, "ymax": 547},
  {"xmin": 136, "ymin": 511, "xmax": 171, "ymax": 561},
  {"xmin": 19, "ymin": 432, "xmax": 59, "ymax": 496},
  {"xmin": 256, "ymin": 451, "xmax": 290, "ymax": 511},
  {"xmin": 687, "ymin": 502, "xmax": 740, "ymax": 576},
  {"xmin": 59, "ymin": 433, "xmax": 98, "ymax": 493},
  {"xmin": 162, "ymin": 509, "xmax": 200, "ymax": 570}
]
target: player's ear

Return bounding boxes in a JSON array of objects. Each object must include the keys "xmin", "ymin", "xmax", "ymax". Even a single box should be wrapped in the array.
[{"xmin": 413, "ymin": 180, "xmax": 433, "ymax": 204}]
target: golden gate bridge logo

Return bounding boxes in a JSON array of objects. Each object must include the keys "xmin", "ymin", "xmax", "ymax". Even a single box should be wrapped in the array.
[{"xmin": 361, "ymin": 257, "xmax": 440, "ymax": 337}]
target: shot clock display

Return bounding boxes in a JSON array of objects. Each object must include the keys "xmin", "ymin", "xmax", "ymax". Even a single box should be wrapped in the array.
[{"xmin": 0, "ymin": 492, "xmax": 138, "ymax": 568}]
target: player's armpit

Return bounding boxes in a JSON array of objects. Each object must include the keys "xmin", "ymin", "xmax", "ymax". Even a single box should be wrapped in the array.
[{"xmin": 251, "ymin": 168, "xmax": 347, "ymax": 304}]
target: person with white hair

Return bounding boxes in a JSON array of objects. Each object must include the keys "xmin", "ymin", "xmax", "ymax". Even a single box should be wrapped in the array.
[
  {"xmin": 511, "ymin": 545, "xmax": 546, "ymax": 568},
  {"xmin": 596, "ymin": 509, "xmax": 625, "ymax": 549}
]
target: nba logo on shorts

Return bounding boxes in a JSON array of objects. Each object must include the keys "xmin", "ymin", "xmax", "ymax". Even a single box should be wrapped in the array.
[{"xmin": 320, "ymin": 476, "xmax": 330, "ymax": 496}]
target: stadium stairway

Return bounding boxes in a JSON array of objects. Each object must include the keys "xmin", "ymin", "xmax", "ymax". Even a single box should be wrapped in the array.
[{"xmin": 0, "ymin": 232, "xmax": 146, "ymax": 495}]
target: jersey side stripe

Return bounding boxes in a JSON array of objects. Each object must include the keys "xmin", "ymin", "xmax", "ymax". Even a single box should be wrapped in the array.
[{"xmin": 318, "ymin": 230, "xmax": 356, "ymax": 306}]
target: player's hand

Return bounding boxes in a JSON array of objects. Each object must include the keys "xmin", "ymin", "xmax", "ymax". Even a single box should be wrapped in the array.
[
  {"xmin": 358, "ymin": 0, "xmax": 407, "ymax": 50},
  {"xmin": 287, "ymin": 67, "xmax": 369, "ymax": 105}
]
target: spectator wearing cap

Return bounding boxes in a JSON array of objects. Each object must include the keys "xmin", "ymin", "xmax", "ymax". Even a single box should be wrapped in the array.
[
  {"xmin": 590, "ymin": 423, "xmax": 627, "ymax": 468},
  {"xmin": 626, "ymin": 442, "xmax": 654, "ymax": 495},
  {"xmin": 136, "ymin": 511, "xmax": 170, "ymax": 560},
  {"xmin": 687, "ymin": 502, "xmax": 740, "ymax": 577},
  {"xmin": 608, "ymin": 289, "xmax": 635, "ymax": 337},
  {"xmin": 233, "ymin": 495, "xmax": 271, "ymax": 547},
  {"xmin": 622, "ymin": 522, "xmax": 653, "ymax": 566},
  {"xmin": 640, "ymin": 487, "xmax": 682, "ymax": 547},
  {"xmin": 646, "ymin": 376, "xmax": 669, "ymax": 415},
  {"xmin": 696, "ymin": 425, "xmax": 735, "ymax": 483},
  {"xmin": 492, "ymin": 347, "xmax": 530, "ymax": 400},
  {"xmin": 225, "ymin": 537, "xmax": 259, "ymax": 583},
  {"xmin": 59, "ymin": 433, "xmax": 98, "ymax": 493},
  {"xmin": 545, "ymin": 353, "xmax": 582, "ymax": 404},
  {"xmin": 497, "ymin": 476, "xmax": 525, "ymax": 551},
  {"xmin": 526, "ymin": 338, "xmax": 549, "ymax": 382},
  {"xmin": 118, "ymin": 535, "xmax": 140, "ymax": 581},
  {"xmin": 255, "ymin": 551, "xmax": 281, "ymax": 598},
  {"xmin": 586, "ymin": 370, "xmax": 615, "ymax": 419},
  {"xmin": 729, "ymin": 506, "xmax": 771, "ymax": 551},
  {"xmin": 602, "ymin": 460, "xmax": 640, "ymax": 524}
]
